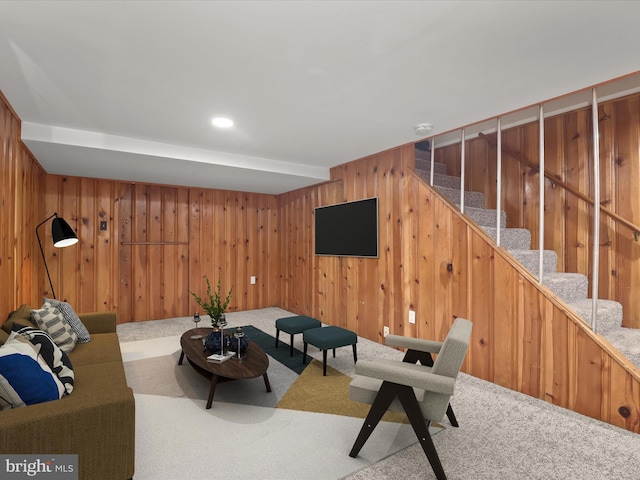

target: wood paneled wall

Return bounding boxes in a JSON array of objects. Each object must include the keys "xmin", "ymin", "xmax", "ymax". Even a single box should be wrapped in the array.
[
  {"xmin": 278, "ymin": 147, "xmax": 412, "ymax": 342},
  {"xmin": 277, "ymin": 180, "xmax": 345, "ymax": 319},
  {"xmin": 0, "ymin": 92, "xmax": 45, "ymax": 320},
  {"xmin": 42, "ymin": 177, "xmax": 279, "ymax": 323},
  {"xmin": 187, "ymin": 187, "xmax": 280, "ymax": 321},
  {"xmin": 118, "ymin": 183, "xmax": 190, "ymax": 322},
  {"xmin": 434, "ymin": 93, "xmax": 640, "ymax": 328},
  {"xmin": 42, "ymin": 176, "xmax": 120, "ymax": 314}
]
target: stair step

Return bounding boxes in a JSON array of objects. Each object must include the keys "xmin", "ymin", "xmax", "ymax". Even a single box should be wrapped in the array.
[
  {"xmin": 415, "ymin": 149, "xmax": 432, "ymax": 160},
  {"xmin": 602, "ymin": 328, "xmax": 640, "ymax": 368},
  {"xmin": 416, "ymin": 169, "xmax": 461, "ymax": 189},
  {"xmin": 434, "ymin": 172, "xmax": 465, "ymax": 189},
  {"xmin": 508, "ymin": 249, "xmax": 558, "ymax": 274},
  {"xmin": 461, "ymin": 205, "xmax": 506, "ymax": 228},
  {"xmin": 482, "ymin": 227, "xmax": 531, "ymax": 250},
  {"xmin": 567, "ymin": 299, "xmax": 623, "ymax": 333},
  {"xmin": 542, "ymin": 272, "xmax": 588, "ymax": 304},
  {"xmin": 415, "ymin": 158, "xmax": 448, "ymax": 175},
  {"xmin": 435, "ymin": 186, "xmax": 485, "ymax": 208}
]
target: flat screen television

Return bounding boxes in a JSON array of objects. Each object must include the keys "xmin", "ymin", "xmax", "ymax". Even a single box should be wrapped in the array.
[{"xmin": 314, "ymin": 197, "xmax": 378, "ymax": 258}]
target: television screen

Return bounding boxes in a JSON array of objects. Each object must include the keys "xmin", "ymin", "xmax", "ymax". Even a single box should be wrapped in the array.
[{"xmin": 314, "ymin": 198, "xmax": 378, "ymax": 257}]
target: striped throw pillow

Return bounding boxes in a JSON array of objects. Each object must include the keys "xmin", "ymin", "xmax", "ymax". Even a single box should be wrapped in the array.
[
  {"xmin": 30, "ymin": 306, "xmax": 78, "ymax": 354},
  {"xmin": 43, "ymin": 298, "xmax": 91, "ymax": 343}
]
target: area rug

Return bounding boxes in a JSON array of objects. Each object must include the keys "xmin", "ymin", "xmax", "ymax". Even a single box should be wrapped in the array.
[
  {"xmin": 121, "ymin": 320, "xmax": 422, "ymax": 480},
  {"xmin": 124, "ymin": 324, "xmax": 412, "ymax": 421},
  {"xmin": 277, "ymin": 358, "xmax": 409, "ymax": 423},
  {"xmin": 240, "ymin": 324, "xmax": 312, "ymax": 374}
]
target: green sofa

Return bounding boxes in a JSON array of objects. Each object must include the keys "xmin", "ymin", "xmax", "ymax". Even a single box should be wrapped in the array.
[{"xmin": 0, "ymin": 305, "xmax": 135, "ymax": 480}]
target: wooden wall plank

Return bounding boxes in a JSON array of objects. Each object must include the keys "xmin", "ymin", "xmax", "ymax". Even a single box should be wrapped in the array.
[
  {"xmin": 78, "ymin": 178, "xmax": 96, "ymax": 313},
  {"xmin": 543, "ymin": 116, "xmax": 566, "ymax": 264},
  {"xmin": 118, "ymin": 183, "xmax": 133, "ymax": 323},
  {"xmin": 613, "ymin": 96, "xmax": 640, "ymax": 327},
  {"xmin": 597, "ymin": 105, "xmax": 617, "ymax": 302},
  {"xmin": 564, "ymin": 110, "xmax": 591, "ymax": 278},
  {"xmin": 471, "ymin": 232, "xmax": 494, "ymax": 382}
]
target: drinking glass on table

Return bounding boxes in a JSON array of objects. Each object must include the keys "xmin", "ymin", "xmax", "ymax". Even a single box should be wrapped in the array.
[
  {"xmin": 191, "ymin": 312, "xmax": 202, "ymax": 339},
  {"xmin": 218, "ymin": 315, "xmax": 228, "ymax": 353}
]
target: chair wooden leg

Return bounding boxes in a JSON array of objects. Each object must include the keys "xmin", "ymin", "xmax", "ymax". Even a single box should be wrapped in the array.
[
  {"xmin": 275, "ymin": 329, "xmax": 280, "ymax": 348},
  {"xmin": 404, "ymin": 349, "xmax": 458, "ymax": 427},
  {"xmin": 403, "ymin": 349, "xmax": 430, "ymax": 365},
  {"xmin": 302, "ymin": 342, "xmax": 308, "ymax": 364},
  {"xmin": 349, "ymin": 381, "xmax": 398, "ymax": 458},
  {"xmin": 289, "ymin": 333, "xmax": 294, "ymax": 356},
  {"xmin": 396, "ymin": 385, "xmax": 447, "ymax": 480},
  {"xmin": 445, "ymin": 404, "xmax": 458, "ymax": 427},
  {"xmin": 352, "ymin": 343, "xmax": 357, "ymax": 363}
]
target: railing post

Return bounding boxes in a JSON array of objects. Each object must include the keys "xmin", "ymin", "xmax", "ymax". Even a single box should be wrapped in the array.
[
  {"xmin": 591, "ymin": 88, "xmax": 601, "ymax": 333},
  {"xmin": 430, "ymin": 136, "xmax": 435, "ymax": 186},
  {"xmin": 538, "ymin": 105, "xmax": 545, "ymax": 282},
  {"xmin": 460, "ymin": 128, "xmax": 465, "ymax": 214},
  {"xmin": 496, "ymin": 118, "xmax": 502, "ymax": 247}
]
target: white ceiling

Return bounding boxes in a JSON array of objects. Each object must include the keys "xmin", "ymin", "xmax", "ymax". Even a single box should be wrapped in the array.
[{"xmin": 1, "ymin": 1, "xmax": 639, "ymax": 194}]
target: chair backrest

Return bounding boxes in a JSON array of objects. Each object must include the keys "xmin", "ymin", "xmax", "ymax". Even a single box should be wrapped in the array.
[
  {"xmin": 431, "ymin": 317, "xmax": 473, "ymax": 378},
  {"xmin": 418, "ymin": 317, "xmax": 472, "ymax": 422},
  {"xmin": 349, "ymin": 317, "xmax": 473, "ymax": 423}
]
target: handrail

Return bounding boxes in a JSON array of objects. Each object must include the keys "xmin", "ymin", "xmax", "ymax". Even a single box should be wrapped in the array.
[{"xmin": 478, "ymin": 132, "xmax": 640, "ymax": 240}]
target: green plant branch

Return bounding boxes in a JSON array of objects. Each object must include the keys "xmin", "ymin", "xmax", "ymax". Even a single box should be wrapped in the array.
[{"xmin": 189, "ymin": 275, "xmax": 233, "ymax": 326}]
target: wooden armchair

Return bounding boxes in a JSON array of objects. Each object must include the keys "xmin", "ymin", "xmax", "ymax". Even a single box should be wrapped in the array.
[{"xmin": 348, "ymin": 318, "xmax": 473, "ymax": 480}]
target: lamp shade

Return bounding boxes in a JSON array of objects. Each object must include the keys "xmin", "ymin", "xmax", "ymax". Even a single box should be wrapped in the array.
[{"xmin": 52, "ymin": 217, "xmax": 78, "ymax": 248}]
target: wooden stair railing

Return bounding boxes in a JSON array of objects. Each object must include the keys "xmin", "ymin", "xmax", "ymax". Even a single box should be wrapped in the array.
[{"xmin": 478, "ymin": 132, "xmax": 640, "ymax": 241}]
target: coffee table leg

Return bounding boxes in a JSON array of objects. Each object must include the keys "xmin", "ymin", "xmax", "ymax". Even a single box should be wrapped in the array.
[
  {"xmin": 178, "ymin": 350, "xmax": 185, "ymax": 365},
  {"xmin": 263, "ymin": 372, "xmax": 272, "ymax": 393},
  {"xmin": 206, "ymin": 375, "xmax": 220, "ymax": 409}
]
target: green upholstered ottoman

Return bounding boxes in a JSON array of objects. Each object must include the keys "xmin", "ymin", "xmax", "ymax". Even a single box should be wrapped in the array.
[
  {"xmin": 303, "ymin": 326, "xmax": 358, "ymax": 376},
  {"xmin": 275, "ymin": 315, "xmax": 322, "ymax": 356}
]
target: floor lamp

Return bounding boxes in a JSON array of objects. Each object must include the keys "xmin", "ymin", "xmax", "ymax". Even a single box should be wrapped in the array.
[{"xmin": 36, "ymin": 212, "xmax": 79, "ymax": 300}]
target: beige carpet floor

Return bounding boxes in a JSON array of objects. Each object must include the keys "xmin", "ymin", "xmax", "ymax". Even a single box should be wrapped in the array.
[{"xmin": 119, "ymin": 307, "xmax": 640, "ymax": 480}]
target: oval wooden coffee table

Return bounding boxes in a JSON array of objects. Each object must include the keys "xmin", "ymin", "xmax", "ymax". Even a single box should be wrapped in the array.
[{"xmin": 178, "ymin": 328, "xmax": 271, "ymax": 409}]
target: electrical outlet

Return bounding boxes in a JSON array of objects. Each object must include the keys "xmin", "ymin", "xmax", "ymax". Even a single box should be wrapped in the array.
[
  {"xmin": 250, "ymin": 276, "xmax": 256, "ymax": 285},
  {"xmin": 409, "ymin": 310, "xmax": 416, "ymax": 324},
  {"xmin": 383, "ymin": 326, "xmax": 389, "ymax": 337}
]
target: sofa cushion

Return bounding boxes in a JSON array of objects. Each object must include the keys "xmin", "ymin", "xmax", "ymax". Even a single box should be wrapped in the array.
[
  {"xmin": 3, "ymin": 304, "xmax": 38, "ymax": 334},
  {"xmin": 71, "ymin": 361, "xmax": 130, "ymax": 396},
  {"xmin": 67, "ymin": 333, "xmax": 123, "ymax": 366},
  {"xmin": 43, "ymin": 298, "xmax": 91, "ymax": 343},
  {"xmin": 0, "ymin": 334, "xmax": 65, "ymax": 410},
  {"xmin": 12, "ymin": 324, "xmax": 74, "ymax": 395},
  {"xmin": 30, "ymin": 306, "xmax": 78, "ymax": 354}
]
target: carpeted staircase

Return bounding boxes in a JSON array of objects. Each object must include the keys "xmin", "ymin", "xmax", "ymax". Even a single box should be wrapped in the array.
[{"xmin": 413, "ymin": 149, "xmax": 640, "ymax": 366}]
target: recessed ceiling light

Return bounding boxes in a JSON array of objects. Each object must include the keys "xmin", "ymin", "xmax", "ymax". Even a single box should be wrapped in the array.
[{"xmin": 211, "ymin": 117, "xmax": 234, "ymax": 128}]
